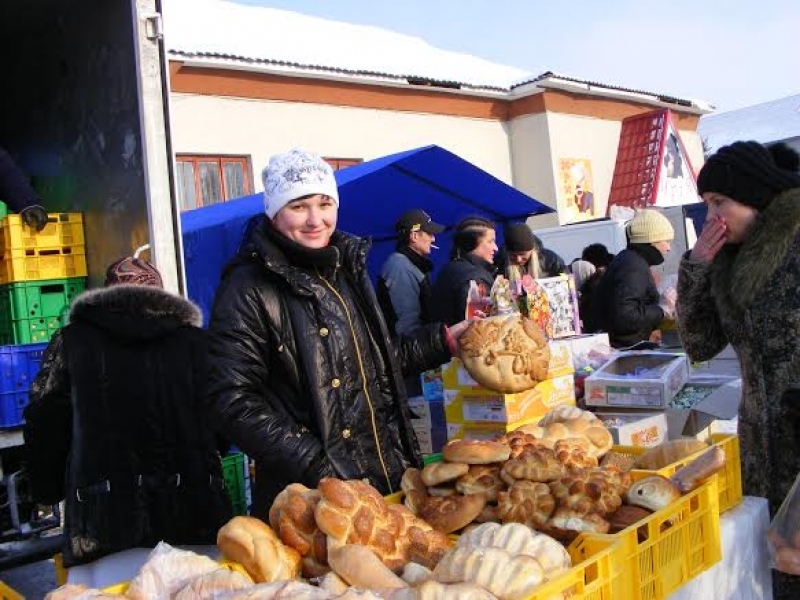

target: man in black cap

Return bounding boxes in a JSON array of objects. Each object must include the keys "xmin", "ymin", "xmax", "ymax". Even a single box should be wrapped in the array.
[{"xmin": 378, "ymin": 208, "xmax": 444, "ymax": 338}]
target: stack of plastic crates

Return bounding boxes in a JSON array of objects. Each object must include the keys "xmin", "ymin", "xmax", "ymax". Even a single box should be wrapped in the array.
[
  {"xmin": 222, "ymin": 451, "xmax": 251, "ymax": 516},
  {"xmin": 0, "ymin": 204, "xmax": 86, "ymax": 428}
]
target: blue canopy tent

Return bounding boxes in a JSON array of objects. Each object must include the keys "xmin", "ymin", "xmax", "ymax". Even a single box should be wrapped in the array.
[{"xmin": 181, "ymin": 144, "xmax": 553, "ymax": 324}]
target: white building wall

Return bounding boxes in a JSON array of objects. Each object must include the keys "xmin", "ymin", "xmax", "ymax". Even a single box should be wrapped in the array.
[{"xmin": 169, "ymin": 93, "xmax": 514, "ymax": 189}]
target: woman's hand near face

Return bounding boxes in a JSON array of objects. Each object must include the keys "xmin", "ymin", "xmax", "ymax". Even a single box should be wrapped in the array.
[{"xmin": 690, "ymin": 217, "xmax": 727, "ymax": 263}]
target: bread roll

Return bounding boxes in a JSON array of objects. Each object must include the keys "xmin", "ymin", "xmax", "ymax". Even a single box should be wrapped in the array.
[
  {"xmin": 433, "ymin": 546, "xmax": 545, "ymax": 600},
  {"xmin": 401, "ymin": 468, "xmax": 428, "ymax": 497},
  {"xmin": 270, "ymin": 484, "xmax": 329, "ymax": 577},
  {"xmin": 633, "ymin": 439, "xmax": 708, "ymax": 470},
  {"xmin": 518, "ymin": 418, "xmax": 613, "ymax": 459},
  {"xmin": 419, "ymin": 494, "xmax": 487, "ymax": 533},
  {"xmin": 217, "ymin": 516, "xmax": 302, "ymax": 583},
  {"xmin": 318, "ymin": 572, "xmax": 349, "ymax": 595},
  {"xmin": 328, "ymin": 544, "xmax": 408, "ymax": 590},
  {"xmin": 174, "ymin": 569, "xmax": 254, "ymax": 599},
  {"xmin": 670, "ymin": 446, "xmax": 726, "ymax": 493},
  {"xmin": 421, "ymin": 462, "xmax": 470, "ymax": 486},
  {"xmin": 458, "ymin": 315, "xmax": 551, "ymax": 393},
  {"xmin": 442, "ymin": 440, "xmax": 511, "ymax": 465},
  {"xmin": 626, "ymin": 476, "xmax": 681, "ymax": 512},
  {"xmin": 455, "ymin": 465, "xmax": 505, "ymax": 501},
  {"xmin": 608, "ymin": 505, "xmax": 652, "ymax": 534}
]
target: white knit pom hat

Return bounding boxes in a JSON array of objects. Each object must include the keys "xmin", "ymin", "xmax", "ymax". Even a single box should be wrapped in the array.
[{"xmin": 262, "ymin": 149, "xmax": 339, "ymax": 218}]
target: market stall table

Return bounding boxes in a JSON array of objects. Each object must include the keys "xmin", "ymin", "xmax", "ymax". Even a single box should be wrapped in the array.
[{"xmin": 667, "ymin": 496, "xmax": 773, "ymax": 600}]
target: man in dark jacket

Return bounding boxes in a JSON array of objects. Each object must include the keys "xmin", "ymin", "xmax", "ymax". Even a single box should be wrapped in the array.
[
  {"xmin": 532, "ymin": 233, "xmax": 568, "ymax": 277},
  {"xmin": 377, "ymin": 208, "xmax": 444, "ymax": 337},
  {"xmin": 0, "ymin": 146, "xmax": 49, "ymax": 230},
  {"xmin": 591, "ymin": 209, "xmax": 676, "ymax": 347},
  {"xmin": 24, "ymin": 256, "xmax": 231, "ymax": 567},
  {"xmin": 206, "ymin": 149, "xmax": 464, "ymax": 516}
]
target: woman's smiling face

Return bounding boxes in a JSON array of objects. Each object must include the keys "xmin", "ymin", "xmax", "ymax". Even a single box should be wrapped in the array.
[{"xmin": 272, "ymin": 194, "xmax": 338, "ymax": 248}]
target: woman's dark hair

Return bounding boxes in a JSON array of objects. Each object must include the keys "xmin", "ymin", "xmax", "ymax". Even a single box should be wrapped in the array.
[{"xmin": 450, "ymin": 216, "xmax": 495, "ymax": 260}]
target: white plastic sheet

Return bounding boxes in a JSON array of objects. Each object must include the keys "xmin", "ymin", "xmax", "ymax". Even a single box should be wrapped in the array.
[{"xmin": 668, "ymin": 496, "xmax": 773, "ymax": 600}]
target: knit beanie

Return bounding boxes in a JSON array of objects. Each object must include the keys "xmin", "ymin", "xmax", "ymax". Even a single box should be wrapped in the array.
[
  {"xmin": 262, "ymin": 149, "xmax": 339, "ymax": 218},
  {"xmin": 697, "ymin": 141, "xmax": 800, "ymax": 209},
  {"xmin": 503, "ymin": 223, "xmax": 535, "ymax": 252},
  {"xmin": 627, "ymin": 209, "xmax": 674, "ymax": 244}
]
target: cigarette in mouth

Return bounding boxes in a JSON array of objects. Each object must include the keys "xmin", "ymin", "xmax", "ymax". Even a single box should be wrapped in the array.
[{"xmin": 430, "ymin": 244, "xmax": 440, "ymax": 250}]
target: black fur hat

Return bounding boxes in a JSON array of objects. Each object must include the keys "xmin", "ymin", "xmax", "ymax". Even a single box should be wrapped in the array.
[
  {"xmin": 503, "ymin": 223, "xmax": 535, "ymax": 252},
  {"xmin": 697, "ymin": 141, "xmax": 800, "ymax": 209}
]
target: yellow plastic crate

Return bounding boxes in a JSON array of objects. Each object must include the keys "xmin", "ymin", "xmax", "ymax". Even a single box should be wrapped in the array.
[
  {"xmin": 570, "ymin": 476, "xmax": 721, "ymax": 600},
  {"xmin": 0, "ymin": 246, "xmax": 87, "ymax": 283},
  {"xmin": 0, "ymin": 213, "xmax": 85, "ymax": 253},
  {"xmin": 386, "ymin": 491, "xmax": 624, "ymax": 599},
  {"xmin": 613, "ymin": 433, "xmax": 742, "ymax": 514},
  {"xmin": 0, "ymin": 581, "xmax": 23, "ymax": 600}
]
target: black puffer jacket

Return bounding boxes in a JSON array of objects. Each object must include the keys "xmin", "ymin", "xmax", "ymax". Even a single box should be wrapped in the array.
[
  {"xmin": 206, "ymin": 219, "xmax": 451, "ymax": 516},
  {"xmin": 431, "ymin": 254, "xmax": 497, "ymax": 326},
  {"xmin": 24, "ymin": 285, "xmax": 230, "ymax": 567},
  {"xmin": 590, "ymin": 245, "xmax": 665, "ymax": 347}
]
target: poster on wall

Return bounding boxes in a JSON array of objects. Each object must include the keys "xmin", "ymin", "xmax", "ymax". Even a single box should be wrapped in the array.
[
  {"xmin": 558, "ymin": 158, "xmax": 597, "ymax": 224},
  {"xmin": 655, "ymin": 124, "xmax": 699, "ymax": 207}
]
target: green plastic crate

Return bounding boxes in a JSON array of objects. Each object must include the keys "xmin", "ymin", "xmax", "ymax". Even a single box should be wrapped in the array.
[
  {"xmin": 0, "ymin": 277, "xmax": 86, "ymax": 345},
  {"xmin": 222, "ymin": 452, "xmax": 247, "ymax": 516},
  {"xmin": 0, "ymin": 202, "xmax": 7, "ymax": 219}
]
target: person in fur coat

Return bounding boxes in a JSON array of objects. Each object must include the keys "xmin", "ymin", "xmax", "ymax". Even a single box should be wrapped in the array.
[
  {"xmin": 676, "ymin": 141, "xmax": 800, "ymax": 599},
  {"xmin": 24, "ymin": 256, "xmax": 231, "ymax": 568}
]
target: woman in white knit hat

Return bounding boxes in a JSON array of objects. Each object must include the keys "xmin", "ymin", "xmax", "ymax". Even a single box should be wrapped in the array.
[
  {"xmin": 589, "ymin": 208, "xmax": 676, "ymax": 348},
  {"xmin": 205, "ymin": 149, "xmax": 470, "ymax": 515}
]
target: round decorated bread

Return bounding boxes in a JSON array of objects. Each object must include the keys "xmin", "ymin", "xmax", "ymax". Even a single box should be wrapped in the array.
[{"xmin": 459, "ymin": 314, "xmax": 551, "ymax": 393}]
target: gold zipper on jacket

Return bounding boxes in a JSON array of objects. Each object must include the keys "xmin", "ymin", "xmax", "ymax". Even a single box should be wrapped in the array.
[{"xmin": 316, "ymin": 269, "xmax": 393, "ymax": 493}]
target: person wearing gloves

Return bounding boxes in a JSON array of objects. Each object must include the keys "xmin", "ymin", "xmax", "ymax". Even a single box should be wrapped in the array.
[
  {"xmin": 590, "ymin": 209, "xmax": 676, "ymax": 347},
  {"xmin": 206, "ymin": 149, "xmax": 469, "ymax": 515},
  {"xmin": 432, "ymin": 216, "xmax": 498, "ymax": 326},
  {"xmin": 0, "ymin": 147, "xmax": 49, "ymax": 230},
  {"xmin": 675, "ymin": 141, "xmax": 800, "ymax": 600},
  {"xmin": 377, "ymin": 208, "xmax": 445, "ymax": 338},
  {"xmin": 495, "ymin": 222, "xmax": 541, "ymax": 279},
  {"xmin": 24, "ymin": 255, "xmax": 230, "ymax": 568}
]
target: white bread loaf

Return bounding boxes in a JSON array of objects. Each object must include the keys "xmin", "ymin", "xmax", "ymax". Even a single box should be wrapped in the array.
[
  {"xmin": 433, "ymin": 546, "xmax": 545, "ymax": 600},
  {"xmin": 626, "ymin": 476, "xmax": 681, "ymax": 512},
  {"xmin": 455, "ymin": 523, "xmax": 571, "ymax": 576},
  {"xmin": 126, "ymin": 542, "xmax": 221, "ymax": 600},
  {"xmin": 327, "ymin": 544, "xmax": 408, "ymax": 590},
  {"xmin": 400, "ymin": 562, "xmax": 434, "ymax": 585},
  {"xmin": 174, "ymin": 569, "xmax": 254, "ymax": 599},
  {"xmin": 389, "ymin": 580, "xmax": 499, "ymax": 600},
  {"xmin": 217, "ymin": 516, "xmax": 302, "ymax": 583}
]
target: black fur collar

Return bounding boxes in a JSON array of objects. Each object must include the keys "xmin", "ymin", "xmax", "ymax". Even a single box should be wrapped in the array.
[
  {"xmin": 70, "ymin": 284, "xmax": 202, "ymax": 327},
  {"xmin": 712, "ymin": 187, "xmax": 800, "ymax": 309}
]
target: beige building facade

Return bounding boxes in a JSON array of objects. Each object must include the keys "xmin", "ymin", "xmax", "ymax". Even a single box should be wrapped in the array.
[{"xmin": 167, "ymin": 61, "xmax": 708, "ymax": 225}]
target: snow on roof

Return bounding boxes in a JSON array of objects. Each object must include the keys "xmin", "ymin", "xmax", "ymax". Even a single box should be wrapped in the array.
[
  {"xmin": 162, "ymin": 0, "xmax": 528, "ymax": 91},
  {"xmin": 698, "ymin": 94, "xmax": 800, "ymax": 152},
  {"xmin": 162, "ymin": 0, "xmax": 709, "ymax": 110}
]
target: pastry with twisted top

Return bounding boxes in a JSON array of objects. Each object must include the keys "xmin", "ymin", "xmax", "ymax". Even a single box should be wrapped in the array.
[
  {"xmin": 455, "ymin": 465, "xmax": 506, "ymax": 501},
  {"xmin": 459, "ymin": 315, "xmax": 551, "ymax": 393},
  {"xmin": 496, "ymin": 480, "xmax": 556, "ymax": 528},
  {"xmin": 269, "ymin": 483, "xmax": 329, "ymax": 577},
  {"xmin": 500, "ymin": 447, "xmax": 565, "ymax": 485}
]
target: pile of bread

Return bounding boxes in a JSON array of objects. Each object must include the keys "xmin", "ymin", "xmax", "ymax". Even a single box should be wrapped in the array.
[
  {"xmin": 404, "ymin": 407, "xmax": 727, "ymax": 541},
  {"xmin": 46, "ymin": 408, "xmax": 727, "ymax": 600}
]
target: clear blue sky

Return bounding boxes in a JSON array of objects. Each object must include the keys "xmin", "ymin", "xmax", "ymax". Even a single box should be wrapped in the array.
[{"xmin": 232, "ymin": 0, "xmax": 798, "ymax": 113}]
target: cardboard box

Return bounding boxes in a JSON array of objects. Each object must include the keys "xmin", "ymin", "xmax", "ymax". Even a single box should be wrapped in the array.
[
  {"xmin": 444, "ymin": 374, "xmax": 576, "ymax": 425},
  {"xmin": 407, "ymin": 395, "xmax": 448, "ymax": 455},
  {"xmin": 441, "ymin": 341, "xmax": 575, "ymax": 394},
  {"xmin": 595, "ymin": 409, "xmax": 669, "ymax": 447},
  {"xmin": 446, "ymin": 419, "xmax": 539, "ymax": 441},
  {"xmin": 584, "ymin": 351, "xmax": 689, "ymax": 409},
  {"xmin": 666, "ymin": 378, "xmax": 741, "ymax": 441},
  {"xmin": 419, "ymin": 367, "xmax": 444, "ymax": 401}
]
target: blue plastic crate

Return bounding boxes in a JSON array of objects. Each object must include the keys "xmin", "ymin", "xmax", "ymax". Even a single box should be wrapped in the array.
[{"xmin": 0, "ymin": 343, "xmax": 48, "ymax": 428}]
